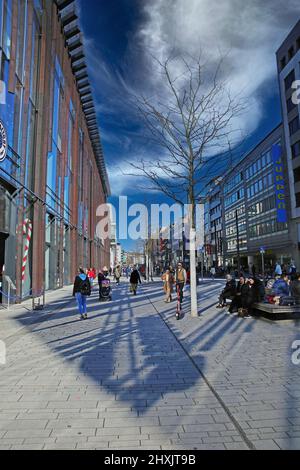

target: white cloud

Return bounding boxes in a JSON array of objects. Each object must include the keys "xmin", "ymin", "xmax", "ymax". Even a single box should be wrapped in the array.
[
  {"xmin": 79, "ymin": 0, "xmax": 300, "ymax": 195},
  {"xmin": 135, "ymin": 0, "xmax": 299, "ymax": 134}
]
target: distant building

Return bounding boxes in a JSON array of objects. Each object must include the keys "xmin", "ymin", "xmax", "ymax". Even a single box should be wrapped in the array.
[
  {"xmin": 277, "ymin": 19, "xmax": 300, "ymax": 266},
  {"xmin": 204, "ymin": 178, "xmax": 223, "ymax": 270}
]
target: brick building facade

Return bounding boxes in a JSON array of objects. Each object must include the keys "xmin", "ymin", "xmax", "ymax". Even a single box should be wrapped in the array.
[{"xmin": 0, "ymin": 0, "xmax": 110, "ymax": 304}]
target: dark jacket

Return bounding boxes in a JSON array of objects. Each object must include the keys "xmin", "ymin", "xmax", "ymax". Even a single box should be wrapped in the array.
[
  {"xmin": 255, "ymin": 278, "xmax": 265, "ymax": 301},
  {"xmin": 242, "ymin": 283, "xmax": 259, "ymax": 308},
  {"xmin": 223, "ymin": 279, "xmax": 236, "ymax": 296},
  {"xmin": 130, "ymin": 270, "xmax": 141, "ymax": 284},
  {"xmin": 73, "ymin": 274, "xmax": 91, "ymax": 296},
  {"xmin": 291, "ymin": 280, "xmax": 300, "ymax": 299},
  {"xmin": 98, "ymin": 272, "xmax": 105, "ymax": 285},
  {"xmin": 273, "ymin": 279, "xmax": 290, "ymax": 297}
]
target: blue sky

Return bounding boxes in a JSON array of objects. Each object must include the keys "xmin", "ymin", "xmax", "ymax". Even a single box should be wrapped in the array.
[{"xmin": 78, "ymin": 0, "xmax": 299, "ymax": 250}]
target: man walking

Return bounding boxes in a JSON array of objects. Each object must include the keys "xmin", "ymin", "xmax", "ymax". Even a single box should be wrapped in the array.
[{"xmin": 175, "ymin": 263, "xmax": 187, "ymax": 305}]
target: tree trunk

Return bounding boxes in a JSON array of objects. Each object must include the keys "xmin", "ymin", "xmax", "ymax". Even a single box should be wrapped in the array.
[{"xmin": 190, "ymin": 227, "xmax": 198, "ymax": 317}]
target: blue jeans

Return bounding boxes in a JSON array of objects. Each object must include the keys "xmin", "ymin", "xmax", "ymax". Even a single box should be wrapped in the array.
[{"xmin": 75, "ymin": 293, "xmax": 87, "ymax": 315}]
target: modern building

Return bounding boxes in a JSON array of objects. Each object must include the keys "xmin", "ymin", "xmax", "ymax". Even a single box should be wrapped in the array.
[
  {"xmin": 0, "ymin": 0, "xmax": 110, "ymax": 305},
  {"xmin": 221, "ymin": 124, "xmax": 293, "ymax": 273},
  {"xmin": 203, "ymin": 19, "xmax": 300, "ymax": 274},
  {"xmin": 204, "ymin": 125, "xmax": 293, "ymax": 273},
  {"xmin": 277, "ymin": 19, "xmax": 300, "ymax": 265}
]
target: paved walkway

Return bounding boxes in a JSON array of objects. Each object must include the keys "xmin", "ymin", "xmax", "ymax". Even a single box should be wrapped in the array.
[{"xmin": 1, "ymin": 280, "xmax": 300, "ymax": 450}]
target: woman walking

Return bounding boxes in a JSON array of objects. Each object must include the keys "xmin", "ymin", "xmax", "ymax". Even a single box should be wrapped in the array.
[
  {"xmin": 73, "ymin": 268, "xmax": 91, "ymax": 320},
  {"xmin": 162, "ymin": 269, "xmax": 175, "ymax": 303}
]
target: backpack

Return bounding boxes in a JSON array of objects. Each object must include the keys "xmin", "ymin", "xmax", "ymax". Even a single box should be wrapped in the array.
[{"xmin": 80, "ymin": 278, "xmax": 90, "ymax": 296}]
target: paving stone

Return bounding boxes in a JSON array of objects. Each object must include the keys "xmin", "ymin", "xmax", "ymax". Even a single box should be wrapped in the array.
[
  {"xmin": 4, "ymin": 430, "xmax": 52, "ymax": 439},
  {"xmin": 1, "ymin": 282, "xmax": 300, "ymax": 451},
  {"xmin": 224, "ymin": 442, "xmax": 249, "ymax": 450},
  {"xmin": 253, "ymin": 440, "xmax": 281, "ymax": 450},
  {"xmin": 273, "ymin": 438, "xmax": 300, "ymax": 450},
  {"xmin": 46, "ymin": 419, "xmax": 104, "ymax": 429}
]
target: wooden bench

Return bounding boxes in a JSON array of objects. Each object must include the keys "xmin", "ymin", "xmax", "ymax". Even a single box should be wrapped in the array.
[{"xmin": 253, "ymin": 302, "xmax": 300, "ymax": 320}]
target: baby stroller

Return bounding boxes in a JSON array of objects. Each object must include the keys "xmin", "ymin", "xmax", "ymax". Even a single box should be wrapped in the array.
[{"xmin": 99, "ymin": 278, "xmax": 112, "ymax": 302}]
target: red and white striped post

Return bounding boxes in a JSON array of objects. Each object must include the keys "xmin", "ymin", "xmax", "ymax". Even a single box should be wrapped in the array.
[{"xmin": 22, "ymin": 219, "xmax": 33, "ymax": 286}]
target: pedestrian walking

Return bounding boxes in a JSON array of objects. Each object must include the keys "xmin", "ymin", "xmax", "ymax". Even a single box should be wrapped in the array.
[
  {"xmin": 289, "ymin": 261, "xmax": 297, "ymax": 277},
  {"xmin": 87, "ymin": 267, "xmax": 95, "ymax": 288},
  {"xmin": 114, "ymin": 266, "xmax": 121, "ymax": 285},
  {"xmin": 274, "ymin": 262, "xmax": 282, "ymax": 276},
  {"xmin": 210, "ymin": 266, "xmax": 216, "ymax": 279},
  {"xmin": 175, "ymin": 263, "xmax": 187, "ymax": 305},
  {"xmin": 161, "ymin": 269, "xmax": 175, "ymax": 303},
  {"xmin": 73, "ymin": 268, "xmax": 91, "ymax": 320},
  {"xmin": 130, "ymin": 266, "xmax": 141, "ymax": 295}
]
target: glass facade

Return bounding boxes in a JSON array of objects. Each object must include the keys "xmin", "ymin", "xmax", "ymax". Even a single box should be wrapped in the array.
[
  {"xmin": 216, "ymin": 131, "xmax": 291, "ymax": 269},
  {"xmin": 0, "ymin": 0, "xmax": 109, "ymax": 303}
]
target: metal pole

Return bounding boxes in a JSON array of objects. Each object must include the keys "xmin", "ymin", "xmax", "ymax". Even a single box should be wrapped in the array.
[
  {"xmin": 262, "ymin": 252, "xmax": 265, "ymax": 279},
  {"xmin": 7, "ymin": 282, "xmax": 10, "ymax": 311},
  {"xmin": 214, "ymin": 223, "xmax": 218, "ymax": 269},
  {"xmin": 201, "ymin": 251, "xmax": 204, "ymax": 282}
]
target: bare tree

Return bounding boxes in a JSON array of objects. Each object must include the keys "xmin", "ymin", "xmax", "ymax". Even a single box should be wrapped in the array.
[{"xmin": 129, "ymin": 54, "xmax": 247, "ymax": 317}]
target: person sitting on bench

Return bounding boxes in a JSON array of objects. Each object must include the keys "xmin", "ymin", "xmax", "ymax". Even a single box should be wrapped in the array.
[
  {"xmin": 217, "ymin": 275, "xmax": 236, "ymax": 308},
  {"xmin": 272, "ymin": 274, "xmax": 290, "ymax": 297},
  {"xmin": 291, "ymin": 273, "xmax": 300, "ymax": 305}
]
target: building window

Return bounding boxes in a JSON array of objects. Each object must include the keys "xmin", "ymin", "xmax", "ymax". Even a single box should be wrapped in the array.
[
  {"xmin": 292, "ymin": 141, "xmax": 300, "ymax": 159},
  {"xmin": 46, "ymin": 58, "xmax": 64, "ymax": 209},
  {"xmin": 280, "ymin": 56, "xmax": 286, "ymax": 70},
  {"xmin": 294, "ymin": 167, "xmax": 300, "ymax": 184},
  {"xmin": 15, "ymin": 0, "xmax": 27, "ymax": 83},
  {"xmin": 288, "ymin": 46, "xmax": 295, "ymax": 60},
  {"xmin": 289, "ymin": 115, "xmax": 300, "ymax": 136},
  {"xmin": 296, "ymin": 192, "xmax": 300, "ymax": 208},
  {"xmin": 2, "ymin": 0, "xmax": 12, "ymax": 59},
  {"xmin": 287, "ymin": 97, "xmax": 297, "ymax": 113},
  {"xmin": 285, "ymin": 70, "xmax": 296, "ymax": 91}
]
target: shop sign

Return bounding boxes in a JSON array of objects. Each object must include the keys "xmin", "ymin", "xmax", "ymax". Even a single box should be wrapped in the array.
[
  {"xmin": 272, "ymin": 144, "xmax": 287, "ymax": 224},
  {"xmin": 0, "ymin": 121, "xmax": 7, "ymax": 163}
]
